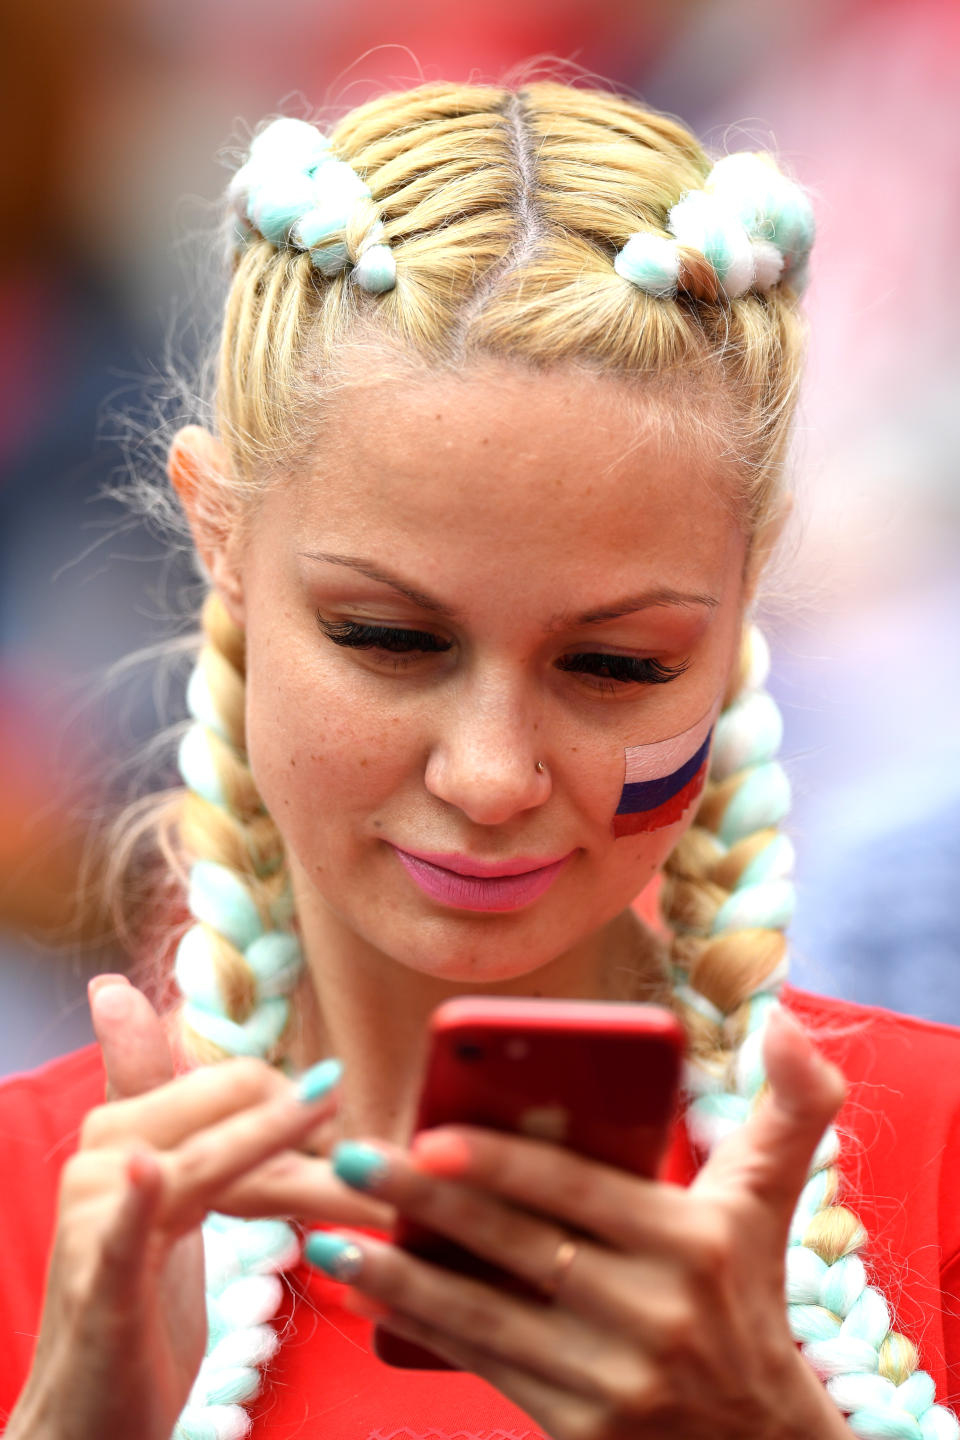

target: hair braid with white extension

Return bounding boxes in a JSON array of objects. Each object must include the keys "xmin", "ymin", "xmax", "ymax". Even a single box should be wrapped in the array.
[
  {"xmin": 172, "ymin": 591, "xmax": 305, "ymax": 1440},
  {"xmin": 662, "ymin": 624, "xmax": 960, "ymax": 1440}
]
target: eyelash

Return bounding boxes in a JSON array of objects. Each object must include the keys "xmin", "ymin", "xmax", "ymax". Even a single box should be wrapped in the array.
[
  {"xmin": 555, "ymin": 653, "xmax": 689, "ymax": 686},
  {"xmin": 315, "ymin": 617, "xmax": 690, "ymax": 689}
]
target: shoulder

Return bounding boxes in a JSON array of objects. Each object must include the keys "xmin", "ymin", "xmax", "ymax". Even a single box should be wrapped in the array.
[
  {"xmin": 782, "ymin": 984, "xmax": 960, "ymax": 1132},
  {"xmin": 783, "ymin": 983, "xmax": 960, "ymax": 1074},
  {"xmin": 783, "ymin": 983, "xmax": 960, "ymax": 1036}
]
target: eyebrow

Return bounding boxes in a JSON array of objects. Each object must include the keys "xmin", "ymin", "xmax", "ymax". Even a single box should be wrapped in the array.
[
  {"xmin": 300, "ymin": 551, "xmax": 458, "ymax": 616},
  {"xmin": 549, "ymin": 589, "xmax": 719, "ymax": 628},
  {"xmin": 299, "ymin": 551, "xmax": 719, "ymax": 626}
]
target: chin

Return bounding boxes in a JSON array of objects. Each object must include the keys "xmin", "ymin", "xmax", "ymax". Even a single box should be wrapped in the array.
[
  {"xmin": 401, "ymin": 954, "xmax": 558, "ymax": 988},
  {"xmin": 373, "ymin": 907, "xmax": 592, "ymax": 986}
]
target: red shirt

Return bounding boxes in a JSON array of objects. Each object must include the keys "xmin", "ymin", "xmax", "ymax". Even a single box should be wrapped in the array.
[{"xmin": 2, "ymin": 986, "xmax": 960, "ymax": 1437}]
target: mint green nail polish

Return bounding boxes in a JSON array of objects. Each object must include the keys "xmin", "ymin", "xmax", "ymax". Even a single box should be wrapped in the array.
[
  {"xmin": 304, "ymin": 1231, "xmax": 364, "ymax": 1280},
  {"xmin": 332, "ymin": 1140, "xmax": 390, "ymax": 1192},
  {"xmin": 295, "ymin": 1057, "xmax": 342, "ymax": 1104}
]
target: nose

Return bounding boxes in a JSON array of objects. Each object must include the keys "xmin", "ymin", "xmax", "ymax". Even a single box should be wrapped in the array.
[{"xmin": 424, "ymin": 676, "xmax": 550, "ymax": 826}]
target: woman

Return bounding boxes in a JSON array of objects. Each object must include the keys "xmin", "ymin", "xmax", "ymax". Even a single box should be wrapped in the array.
[{"xmin": 3, "ymin": 80, "xmax": 959, "ymax": 1440}]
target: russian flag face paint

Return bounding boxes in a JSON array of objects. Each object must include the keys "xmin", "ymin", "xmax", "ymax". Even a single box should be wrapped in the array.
[{"xmin": 612, "ymin": 699, "xmax": 721, "ymax": 838}]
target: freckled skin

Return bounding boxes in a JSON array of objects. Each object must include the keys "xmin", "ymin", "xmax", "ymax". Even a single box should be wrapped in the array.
[{"xmin": 226, "ymin": 355, "xmax": 751, "ymax": 990}]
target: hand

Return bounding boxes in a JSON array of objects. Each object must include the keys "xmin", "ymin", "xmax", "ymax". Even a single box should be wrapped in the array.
[
  {"xmin": 307, "ymin": 1007, "xmax": 853, "ymax": 1440},
  {"xmin": 7, "ymin": 976, "xmax": 393, "ymax": 1440}
]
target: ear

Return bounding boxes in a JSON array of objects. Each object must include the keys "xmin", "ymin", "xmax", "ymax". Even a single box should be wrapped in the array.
[
  {"xmin": 742, "ymin": 492, "xmax": 793, "ymax": 611},
  {"xmin": 168, "ymin": 425, "xmax": 246, "ymax": 629}
]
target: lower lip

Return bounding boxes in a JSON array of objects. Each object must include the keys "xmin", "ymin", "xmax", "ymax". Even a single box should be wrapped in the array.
[{"xmin": 390, "ymin": 848, "xmax": 572, "ymax": 912}]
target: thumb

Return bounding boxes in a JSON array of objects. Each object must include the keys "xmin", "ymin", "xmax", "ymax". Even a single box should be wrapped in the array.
[
  {"xmin": 88, "ymin": 974, "xmax": 176, "ymax": 1101},
  {"xmin": 693, "ymin": 1006, "xmax": 846, "ymax": 1226}
]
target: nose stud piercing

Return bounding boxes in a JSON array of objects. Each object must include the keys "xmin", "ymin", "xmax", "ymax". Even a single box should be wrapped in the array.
[{"xmin": 536, "ymin": 760, "xmax": 546, "ymax": 774}]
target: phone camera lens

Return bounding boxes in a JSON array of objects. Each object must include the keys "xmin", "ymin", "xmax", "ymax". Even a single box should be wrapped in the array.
[{"xmin": 455, "ymin": 1042, "xmax": 484, "ymax": 1062}]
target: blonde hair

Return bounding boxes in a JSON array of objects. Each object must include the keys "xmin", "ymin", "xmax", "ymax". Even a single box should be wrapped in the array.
[
  {"xmin": 106, "ymin": 78, "xmax": 948, "ymax": 1437},
  {"xmin": 214, "ymin": 83, "xmax": 801, "ymax": 534}
]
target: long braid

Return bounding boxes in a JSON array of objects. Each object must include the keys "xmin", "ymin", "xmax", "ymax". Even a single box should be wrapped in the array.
[
  {"xmin": 171, "ymin": 592, "xmax": 304, "ymax": 1440},
  {"xmin": 664, "ymin": 625, "xmax": 959, "ymax": 1440},
  {"xmin": 174, "ymin": 592, "xmax": 303, "ymax": 1066}
]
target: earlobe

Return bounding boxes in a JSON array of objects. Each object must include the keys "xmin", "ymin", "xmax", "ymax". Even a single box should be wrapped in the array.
[{"xmin": 168, "ymin": 425, "xmax": 246, "ymax": 629}]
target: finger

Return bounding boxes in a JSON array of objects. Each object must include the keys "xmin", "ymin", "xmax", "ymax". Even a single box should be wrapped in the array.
[
  {"xmin": 331, "ymin": 1139, "xmax": 605, "ymax": 1301},
  {"xmin": 89, "ymin": 979, "xmax": 176, "ymax": 1102},
  {"xmin": 303, "ymin": 1231, "xmax": 624, "ymax": 1406},
  {"xmin": 329, "ymin": 1141, "xmax": 681, "ymax": 1339},
  {"xmin": 87, "ymin": 974, "xmax": 131, "ymax": 1103},
  {"xmin": 692, "ymin": 1005, "xmax": 847, "ymax": 1222},
  {"xmin": 403, "ymin": 1127, "xmax": 693, "ymax": 1256},
  {"xmin": 156, "ymin": 1066, "xmax": 346, "ymax": 1228},
  {"xmin": 92, "ymin": 1149, "xmax": 165, "ymax": 1306},
  {"xmin": 373, "ymin": 1309, "xmax": 604, "ymax": 1438},
  {"xmin": 81, "ymin": 1055, "xmax": 336, "ymax": 1152},
  {"xmin": 88, "ymin": 972, "xmax": 131, "ymax": 999},
  {"xmin": 215, "ymin": 1151, "xmax": 396, "ymax": 1229},
  {"xmin": 63, "ymin": 1142, "xmax": 395, "ymax": 1233},
  {"xmin": 300, "ymin": 1111, "xmax": 340, "ymax": 1158}
]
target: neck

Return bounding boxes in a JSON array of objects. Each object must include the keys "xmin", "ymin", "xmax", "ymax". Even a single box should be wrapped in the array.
[{"xmin": 283, "ymin": 858, "xmax": 671, "ymax": 1147}]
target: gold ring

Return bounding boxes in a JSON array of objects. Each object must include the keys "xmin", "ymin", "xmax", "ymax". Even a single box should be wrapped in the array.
[
  {"xmin": 535, "ymin": 760, "xmax": 546, "ymax": 774},
  {"xmin": 542, "ymin": 1237, "xmax": 579, "ymax": 1299}
]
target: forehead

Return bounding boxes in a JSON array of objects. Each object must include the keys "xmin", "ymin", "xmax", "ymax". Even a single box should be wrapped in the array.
[{"xmin": 286, "ymin": 355, "xmax": 745, "ymax": 596}]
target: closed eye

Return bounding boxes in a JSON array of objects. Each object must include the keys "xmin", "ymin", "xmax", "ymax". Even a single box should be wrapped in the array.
[
  {"xmin": 556, "ymin": 653, "xmax": 690, "ymax": 686},
  {"xmin": 316, "ymin": 615, "xmax": 690, "ymax": 689},
  {"xmin": 316, "ymin": 618, "xmax": 450, "ymax": 653}
]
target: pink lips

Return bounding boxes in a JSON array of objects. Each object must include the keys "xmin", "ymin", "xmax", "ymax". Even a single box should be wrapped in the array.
[{"xmin": 390, "ymin": 846, "xmax": 573, "ymax": 912}]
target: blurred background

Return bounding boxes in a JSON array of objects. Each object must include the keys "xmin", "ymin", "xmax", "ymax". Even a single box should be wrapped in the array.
[{"xmin": 2, "ymin": 0, "xmax": 958, "ymax": 1073}]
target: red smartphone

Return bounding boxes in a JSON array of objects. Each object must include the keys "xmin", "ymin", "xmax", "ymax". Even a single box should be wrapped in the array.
[{"xmin": 373, "ymin": 996, "xmax": 685, "ymax": 1369}]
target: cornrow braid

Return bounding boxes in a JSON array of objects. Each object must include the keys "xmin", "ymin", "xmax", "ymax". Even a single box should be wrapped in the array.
[{"xmin": 663, "ymin": 626, "xmax": 959, "ymax": 1440}]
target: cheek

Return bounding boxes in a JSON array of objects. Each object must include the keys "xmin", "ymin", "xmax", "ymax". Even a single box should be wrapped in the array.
[
  {"xmin": 243, "ymin": 646, "xmax": 367, "ymax": 831},
  {"xmin": 607, "ymin": 690, "xmax": 721, "ymax": 846},
  {"xmin": 607, "ymin": 811, "xmax": 693, "ymax": 888},
  {"xmin": 611, "ymin": 752, "xmax": 709, "ymax": 842},
  {"xmin": 243, "ymin": 640, "xmax": 421, "ymax": 859}
]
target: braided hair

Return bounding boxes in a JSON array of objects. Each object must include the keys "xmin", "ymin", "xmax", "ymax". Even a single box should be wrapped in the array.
[{"xmin": 108, "ymin": 80, "xmax": 958, "ymax": 1440}]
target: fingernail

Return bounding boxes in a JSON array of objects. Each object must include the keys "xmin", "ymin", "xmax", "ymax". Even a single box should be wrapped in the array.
[
  {"xmin": 770, "ymin": 1006, "xmax": 813, "ymax": 1050},
  {"xmin": 303, "ymin": 1231, "xmax": 365, "ymax": 1280},
  {"xmin": 410, "ymin": 1129, "xmax": 472, "ymax": 1177},
  {"xmin": 295, "ymin": 1058, "xmax": 343, "ymax": 1104},
  {"xmin": 126, "ymin": 1149, "xmax": 160, "ymax": 1190},
  {"xmin": 772, "ymin": 1005, "xmax": 803, "ymax": 1034},
  {"xmin": 331, "ymin": 1140, "xmax": 390, "ymax": 1192},
  {"xmin": 88, "ymin": 974, "xmax": 131, "ymax": 1000},
  {"xmin": 91, "ymin": 982, "xmax": 132, "ymax": 1020}
]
